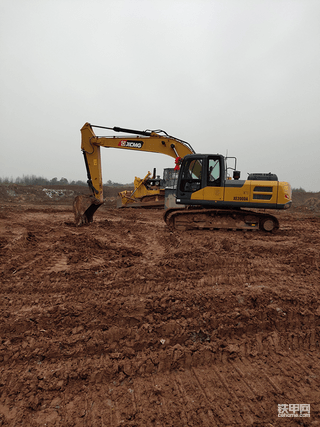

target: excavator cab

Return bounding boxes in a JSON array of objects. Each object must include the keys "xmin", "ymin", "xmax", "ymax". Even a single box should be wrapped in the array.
[{"xmin": 176, "ymin": 154, "xmax": 226, "ymax": 205}]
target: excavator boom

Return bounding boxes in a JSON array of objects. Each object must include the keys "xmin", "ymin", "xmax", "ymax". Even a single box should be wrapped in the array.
[{"xmin": 74, "ymin": 123, "xmax": 195, "ymax": 225}]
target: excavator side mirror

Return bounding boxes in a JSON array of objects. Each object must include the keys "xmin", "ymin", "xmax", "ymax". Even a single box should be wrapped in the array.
[{"xmin": 233, "ymin": 171, "xmax": 241, "ymax": 180}]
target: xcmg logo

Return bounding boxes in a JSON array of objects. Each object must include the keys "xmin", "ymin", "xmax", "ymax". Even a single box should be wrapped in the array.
[{"xmin": 118, "ymin": 140, "xmax": 144, "ymax": 149}]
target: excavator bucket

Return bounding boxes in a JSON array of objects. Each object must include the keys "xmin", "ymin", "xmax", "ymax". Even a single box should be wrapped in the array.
[{"xmin": 73, "ymin": 195, "xmax": 103, "ymax": 226}]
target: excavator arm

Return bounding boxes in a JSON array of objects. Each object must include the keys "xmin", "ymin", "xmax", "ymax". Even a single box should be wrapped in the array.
[{"xmin": 74, "ymin": 123, "xmax": 195, "ymax": 225}]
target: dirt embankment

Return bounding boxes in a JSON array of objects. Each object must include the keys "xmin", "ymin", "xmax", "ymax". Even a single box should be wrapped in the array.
[
  {"xmin": 1, "ymin": 184, "xmax": 319, "ymax": 211},
  {"xmin": 0, "ymin": 186, "xmax": 320, "ymax": 426},
  {"xmin": 0, "ymin": 184, "xmax": 132, "ymax": 208}
]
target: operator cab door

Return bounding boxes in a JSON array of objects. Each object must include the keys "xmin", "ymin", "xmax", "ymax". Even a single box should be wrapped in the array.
[
  {"xmin": 177, "ymin": 157, "xmax": 204, "ymax": 202},
  {"xmin": 203, "ymin": 156, "xmax": 224, "ymax": 201},
  {"xmin": 207, "ymin": 157, "xmax": 221, "ymax": 186}
]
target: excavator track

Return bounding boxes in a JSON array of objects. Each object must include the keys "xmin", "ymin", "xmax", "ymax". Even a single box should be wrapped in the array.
[{"xmin": 164, "ymin": 207, "xmax": 279, "ymax": 232}]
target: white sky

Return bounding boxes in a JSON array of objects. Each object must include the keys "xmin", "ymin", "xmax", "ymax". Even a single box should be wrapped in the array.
[{"xmin": 1, "ymin": 0, "xmax": 319, "ymax": 190}]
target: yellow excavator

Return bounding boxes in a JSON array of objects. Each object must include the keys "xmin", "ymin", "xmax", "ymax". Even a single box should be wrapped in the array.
[
  {"xmin": 75, "ymin": 123, "xmax": 292, "ymax": 232},
  {"xmin": 74, "ymin": 123, "xmax": 195, "ymax": 226},
  {"xmin": 164, "ymin": 154, "xmax": 292, "ymax": 232}
]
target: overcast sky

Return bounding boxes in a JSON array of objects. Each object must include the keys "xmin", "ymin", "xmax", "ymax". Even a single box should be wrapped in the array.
[{"xmin": 1, "ymin": 0, "xmax": 319, "ymax": 191}]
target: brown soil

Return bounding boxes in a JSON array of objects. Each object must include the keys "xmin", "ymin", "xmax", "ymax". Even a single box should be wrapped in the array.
[{"xmin": 0, "ymin": 185, "xmax": 320, "ymax": 426}]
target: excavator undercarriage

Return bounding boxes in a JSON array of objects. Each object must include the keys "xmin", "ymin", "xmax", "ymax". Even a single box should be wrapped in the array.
[{"xmin": 164, "ymin": 207, "xmax": 280, "ymax": 232}]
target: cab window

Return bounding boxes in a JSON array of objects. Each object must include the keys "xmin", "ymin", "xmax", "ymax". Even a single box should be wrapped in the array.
[
  {"xmin": 180, "ymin": 159, "xmax": 203, "ymax": 192},
  {"xmin": 208, "ymin": 158, "xmax": 221, "ymax": 186}
]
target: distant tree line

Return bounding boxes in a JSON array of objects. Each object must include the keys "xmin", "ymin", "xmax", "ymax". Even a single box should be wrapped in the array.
[
  {"xmin": 0, "ymin": 175, "xmax": 130, "ymax": 186},
  {"xmin": 292, "ymin": 187, "xmax": 306, "ymax": 193}
]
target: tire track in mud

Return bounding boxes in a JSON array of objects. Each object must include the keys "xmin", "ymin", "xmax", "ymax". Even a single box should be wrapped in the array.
[{"xmin": 0, "ymin": 206, "xmax": 320, "ymax": 425}]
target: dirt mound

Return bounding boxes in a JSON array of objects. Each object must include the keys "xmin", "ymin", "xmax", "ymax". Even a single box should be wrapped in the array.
[
  {"xmin": 292, "ymin": 190, "xmax": 320, "ymax": 207},
  {"xmin": 0, "ymin": 195, "xmax": 319, "ymax": 425},
  {"xmin": 304, "ymin": 197, "xmax": 320, "ymax": 208}
]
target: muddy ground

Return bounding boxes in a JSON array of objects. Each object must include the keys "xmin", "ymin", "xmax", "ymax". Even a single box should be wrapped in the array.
[{"xmin": 0, "ymin": 184, "xmax": 320, "ymax": 426}]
